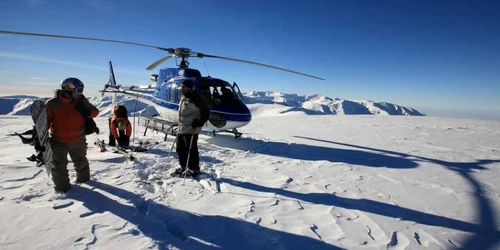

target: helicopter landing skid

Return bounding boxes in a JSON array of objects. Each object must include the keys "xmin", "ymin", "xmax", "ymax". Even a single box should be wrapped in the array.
[
  {"xmin": 212, "ymin": 129, "xmax": 242, "ymax": 138},
  {"xmin": 142, "ymin": 117, "xmax": 178, "ymax": 141}
]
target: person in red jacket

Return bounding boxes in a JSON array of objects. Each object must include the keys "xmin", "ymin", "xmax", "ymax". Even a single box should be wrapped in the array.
[
  {"xmin": 108, "ymin": 105, "xmax": 132, "ymax": 147},
  {"xmin": 45, "ymin": 77, "xmax": 99, "ymax": 193}
]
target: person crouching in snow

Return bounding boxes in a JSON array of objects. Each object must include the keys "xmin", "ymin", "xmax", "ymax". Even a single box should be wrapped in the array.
[{"xmin": 108, "ymin": 105, "xmax": 132, "ymax": 147}]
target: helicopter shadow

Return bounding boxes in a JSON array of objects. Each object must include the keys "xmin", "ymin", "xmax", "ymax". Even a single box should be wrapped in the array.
[
  {"xmin": 68, "ymin": 181, "xmax": 342, "ymax": 250},
  {"xmin": 219, "ymin": 177, "xmax": 500, "ymax": 249},
  {"xmin": 205, "ymin": 134, "xmax": 418, "ymax": 169},
  {"xmin": 205, "ymin": 134, "xmax": 500, "ymax": 249},
  {"xmin": 292, "ymin": 136, "xmax": 500, "ymax": 250}
]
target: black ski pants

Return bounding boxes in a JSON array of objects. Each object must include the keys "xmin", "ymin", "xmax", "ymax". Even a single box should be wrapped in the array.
[
  {"xmin": 109, "ymin": 130, "xmax": 129, "ymax": 146},
  {"xmin": 175, "ymin": 134, "xmax": 199, "ymax": 171}
]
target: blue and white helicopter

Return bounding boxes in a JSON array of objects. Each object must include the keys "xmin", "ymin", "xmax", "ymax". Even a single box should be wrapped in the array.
[{"xmin": 0, "ymin": 30, "xmax": 324, "ymax": 137}]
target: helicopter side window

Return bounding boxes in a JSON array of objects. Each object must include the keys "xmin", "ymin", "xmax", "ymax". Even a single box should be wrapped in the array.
[
  {"xmin": 199, "ymin": 84, "xmax": 213, "ymax": 106},
  {"xmin": 220, "ymin": 85, "xmax": 232, "ymax": 101},
  {"xmin": 212, "ymin": 87, "xmax": 222, "ymax": 105},
  {"xmin": 219, "ymin": 84, "xmax": 239, "ymax": 105}
]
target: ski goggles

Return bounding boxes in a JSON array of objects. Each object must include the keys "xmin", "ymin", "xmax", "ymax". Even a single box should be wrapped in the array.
[
  {"xmin": 74, "ymin": 87, "xmax": 84, "ymax": 94},
  {"xmin": 63, "ymin": 83, "xmax": 84, "ymax": 94}
]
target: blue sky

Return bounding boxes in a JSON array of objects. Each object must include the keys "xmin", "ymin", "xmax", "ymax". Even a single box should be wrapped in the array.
[{"xmin": 1, "ymin": 0, "xmax": 499, "ymax": 113}]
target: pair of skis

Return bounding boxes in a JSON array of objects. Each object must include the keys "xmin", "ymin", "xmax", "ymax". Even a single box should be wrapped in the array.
[{"xmin": 94, "ymin": 139, "xmax": 137, "ymax": 161}]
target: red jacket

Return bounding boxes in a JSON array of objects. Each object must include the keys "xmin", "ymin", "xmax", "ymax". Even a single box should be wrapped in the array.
[
  {"xmin": 46, "ymin": 94, "xmax": 99, "ymax": 144},
  {"xmin": 109, "ymin": 116, "xmax": 132, "ymax": 139}
]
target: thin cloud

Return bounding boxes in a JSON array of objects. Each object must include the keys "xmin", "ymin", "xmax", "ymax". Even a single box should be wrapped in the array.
[
  {"xmin": 11, "ymin": 81, "xmax": 54, "ymax": 86},
  {"xmin": 0, "ymin": 51, "xmax": 145, "ymax": 75},
  {"xmin": 1, "ymin": 70, "xmax": 13, "ymax": 74},
  {"xmin": 30, "ymin": 76, "xmax": 48, "ymax": 80}
]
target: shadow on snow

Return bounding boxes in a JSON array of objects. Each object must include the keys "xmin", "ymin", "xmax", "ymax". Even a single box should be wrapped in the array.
[
  {"xmin": 69, "ymin": 181, "xmax": 341, "ymax": 250},
  {"xmin": 206, "ymin": 134, "xmax": 500, "ymax": 250}
]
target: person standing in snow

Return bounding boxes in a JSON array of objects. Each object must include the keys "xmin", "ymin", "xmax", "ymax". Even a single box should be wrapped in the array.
[
  {"xmin": 172, "ymin": 79, "xmax": 210, "ymax": 177},
  {"xmin": 46, "ymin": 77, "xmax": 99, "ymax": 193},
  {"xmin": 108, "ymin": 105, "xmax": 132, "ymax": 147}
]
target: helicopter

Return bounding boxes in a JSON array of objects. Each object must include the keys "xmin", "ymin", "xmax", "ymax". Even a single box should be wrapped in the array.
[{"xmin": 0, "ymin": 30, "xmax": 325, "ymax": 138}]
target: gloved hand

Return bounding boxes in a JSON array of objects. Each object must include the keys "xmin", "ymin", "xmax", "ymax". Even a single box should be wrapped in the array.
[
  {"xmin": 191, "ymin": 119, "xmax": 199, "ymax": 128},
  {"xmin": 75, "ymin": 98, "xmax": 90, "ymax": 117}
]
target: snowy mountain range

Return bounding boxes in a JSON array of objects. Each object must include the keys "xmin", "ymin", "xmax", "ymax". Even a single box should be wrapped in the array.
[
  {"xmin": 242, "ymin": 91, "xmax": 424, "ymax": 116},
  {"xmin": 0, "ymin": 92, "xmax": 424, "ymax": 117}
]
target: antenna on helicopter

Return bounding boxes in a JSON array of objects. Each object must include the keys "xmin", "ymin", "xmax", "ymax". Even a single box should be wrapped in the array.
[{"xmin": 204, "ymin": 62, "xmax": 211, "ymax": 77}]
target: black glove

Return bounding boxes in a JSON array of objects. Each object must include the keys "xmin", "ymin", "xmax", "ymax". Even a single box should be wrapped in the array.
[
  {"xmin": 191, "ymin": 119, "xmax": 199, "ymax": 128},
  {"xmin": 75, "ymin": 98, "xmax": 91, "ymax": 117}
]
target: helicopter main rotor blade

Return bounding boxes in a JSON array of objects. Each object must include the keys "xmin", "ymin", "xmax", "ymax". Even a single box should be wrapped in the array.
[
  {"xmin": 146, "ymin": 55, "xmax": 175, "ymax": 70},
  {"xmin": 0, "ymin": 30, "xmax": 175, "ymax": 53},
  {"xmin": 197, "ymin": 53, "xmax": 325, "ymax": 81}
]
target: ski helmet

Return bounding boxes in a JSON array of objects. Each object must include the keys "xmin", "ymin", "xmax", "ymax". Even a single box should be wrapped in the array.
[{"xmin": 61, "ymin": 77, "xmax": 84, "ymax": 94}]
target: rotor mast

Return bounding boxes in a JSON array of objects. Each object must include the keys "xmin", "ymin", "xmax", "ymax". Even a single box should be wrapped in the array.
[{"xmin": 175, "ymin": 48, "xmax": 191, "ymax": 69}]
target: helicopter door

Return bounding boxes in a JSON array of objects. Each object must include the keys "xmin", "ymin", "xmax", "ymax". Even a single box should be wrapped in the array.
[
  {"xmin": 168, "ymin": 85, "xmax": 176, "ymax": 102},
  {"xmin": 232, "ymin": 82, "xmax": 244, "ymax": 102}
]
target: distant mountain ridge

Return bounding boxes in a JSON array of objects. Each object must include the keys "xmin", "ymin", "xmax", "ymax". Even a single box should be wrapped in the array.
[
  {"xmin": 0, "ymin": 91, "xmax": 424, "ymax": 117},
  {"xmin": 242, "ymin": 91, "xmax": 424, "ymax": 116}
]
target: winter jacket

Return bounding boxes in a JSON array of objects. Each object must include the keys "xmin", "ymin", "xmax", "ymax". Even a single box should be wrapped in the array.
[
  {"xmin": 178, "ymin": 92, "xmax": 210, "ymax": 135},
  {"xmin": 109, "ymin": 116, "xmax": 132, "ymax": 139},
  {"xmin": 46, "ymin": 92, "xmax": 99, "ymax": 144}
]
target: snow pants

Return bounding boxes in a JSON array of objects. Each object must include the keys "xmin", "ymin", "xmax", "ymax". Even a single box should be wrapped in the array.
[
  {"xmin": 108, "ymin": 131, "xmax": 129, "ymax": 147},
  {"xmin": 50, "ymin": 138, "xmax": 90, "ymax": 191},
  {"xmin": 176, "ymin": 134, "xmax": 200, "ymax": 171}
]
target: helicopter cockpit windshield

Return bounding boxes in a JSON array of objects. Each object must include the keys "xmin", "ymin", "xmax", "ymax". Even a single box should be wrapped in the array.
[{"xmin": 200, "ymin": 81, "xmax": 242, "ymax": 107}]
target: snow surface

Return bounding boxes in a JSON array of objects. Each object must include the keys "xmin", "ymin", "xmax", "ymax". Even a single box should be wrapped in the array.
[{"xmin": 0, "ymin": 103, "xmax": 499, "ymax": 249}]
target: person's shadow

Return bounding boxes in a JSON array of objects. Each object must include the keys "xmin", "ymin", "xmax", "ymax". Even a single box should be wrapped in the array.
[{"xmin": 68, "ymin": 181, "xmax": 343, "ymax": 250}]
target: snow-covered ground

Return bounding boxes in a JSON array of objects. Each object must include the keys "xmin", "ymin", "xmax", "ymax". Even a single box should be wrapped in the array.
[{"xmin": 0, "ymin": 106, "xmax": 499, "ymax": 249}]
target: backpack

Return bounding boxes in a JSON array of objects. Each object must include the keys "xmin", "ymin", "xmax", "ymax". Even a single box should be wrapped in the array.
[
  {"xmin": 74, "ymin": 98, "xmax": 100, "ymax": 135},
  {"xmin": 85, "ymin": 118, "xmax": 100, "ymax": 135}
]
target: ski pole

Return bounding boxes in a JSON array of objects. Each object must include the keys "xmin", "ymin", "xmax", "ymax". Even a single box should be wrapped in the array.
[
  {"xmin": 161, "ymin": 134, "xmax": 178, "ymax": 173},
  {"xmin": 182, "ymin": 134, "xmax": 195, "ymax": 185}
]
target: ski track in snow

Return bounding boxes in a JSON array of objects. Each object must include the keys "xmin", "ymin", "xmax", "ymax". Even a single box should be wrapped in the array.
[
  {"xmin": 73, "ymin": 224, "xmax": 107, "ymax": 250},
  {"xmin": 3, "ymin": 169, "xmax": 43, "ymax": 182}
]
